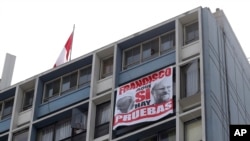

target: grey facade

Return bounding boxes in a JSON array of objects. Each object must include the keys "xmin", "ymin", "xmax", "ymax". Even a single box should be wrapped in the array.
[{"xmin": 0, "ymin": 7, "xmax": 249, "ymax": 141}]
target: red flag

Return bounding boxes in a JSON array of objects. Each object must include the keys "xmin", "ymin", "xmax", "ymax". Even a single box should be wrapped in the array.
[{"xmin": 53, "ymin": 30, "xmax": 74, "ymax": 68}]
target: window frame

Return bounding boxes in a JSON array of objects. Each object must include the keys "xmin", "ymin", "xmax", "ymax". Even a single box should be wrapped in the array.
[
  {"xmin": 139, "ymin": 128, "xmax": 176, "ymax": 141},
  {"xmin": 180, "ymin": 59, "xmax": 200, "ymax": 99},
  {"xmin": 123, "ymin": 45, "xmax": 141, "ymax": 70},
  {"xmin": 184, "ymin": 118, "xmax": 202, "ymax": 141},
  {"xmin": 37, "ymin": 118, "xmax": 72, "ymax": 141},
  {"xmin": 122, "ymin": 30, "xmax": 175, "ymax": 70},
  {"xmin": 0, "ymin": 97, "xmax": 14, "ymax": 120},
  {"xmin": 184, "ymin": 21, "xmax": 199, "ymax": 45},
  {"xmin": 78, "ymin": 65, "xmax": 92, "ymax": 88},
  {"xmin": 100, "ymin": 56, "xmax": 114, "ymax": 79},
  {"xmin": 43, "ymin": 78, "xmax": 61, "ymax": 103},
  {"xmin": 61, "ymin": 71, "xmax": 78, "ymax": 95},
  {"xmin": 142, "ymin": 37, "xmax": 159, "ymax": 62},
  {"xmin": 22, "ymin": 89, "xmax": 34, "ymax": 111},
  {"xmin": 12, "ymin": 129, "xmax": 29, "ymax": 141},
  {"xmin": 160, "ymin": 31, "xmax": 175, "ymax": 55},
  {"xmin": 94, "ymin": 101, "xmax": 111, "ymax": 138},
  {"xmin": 42, "ymin": 65, "xmax": 92, "ymax": 103}
]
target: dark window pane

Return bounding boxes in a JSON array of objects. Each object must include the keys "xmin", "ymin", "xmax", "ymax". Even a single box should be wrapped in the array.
[
  {"xmin": 22, "ymin": 89, "xmax": 34, "ymax": 111},
  {"xmin": 13, "ymin": 130, "xmax": 29, "ymax": 141},
  {"xmin": 79, "ymin": 66, "xmax": 91, "ymax": 88},
  {"xmin": 142, "ymin": 38, "xmax": 159, "ymax": 62},
  {"xmin": 139, "ymin": 135, "xmax": 157, "ymax": 141},
  {"xmin": 161, "ymin": 32, "xmax": 175, "ymax": 54},
  {"xmin": 94, "ymin": 123, "xmax": 109, "ymax": 138},
  {"xmin": 62, "ymin": 72, "xmax": 77, "ymax": 94},
  {"xmin": 37, "ymin": 125, "xmax": 54, "ymax": 141},
  {"xmin": 181, "ymin": 60, "xmax": 200, "ymax": 98},
  {"xmin": 2, "ymin": 99, "xmax": 14, "ymax": 119},
  {"xmin": 185, "ymin": 22, "xmax": 199, "ymax": 44},
  {"xmin": 95, "ymin": 102, "xmax": 110, "ymax": 138},
  {"xmin": 101, "ymin": 57, "xmax": 113, "ymax": 79},
  {"xmin": 124, "ymin": 46, "xmax": 140, "ymax": 69},
  {"xmin": 44, "ymin": 79, "xmax": 60, "ymax": 102}
]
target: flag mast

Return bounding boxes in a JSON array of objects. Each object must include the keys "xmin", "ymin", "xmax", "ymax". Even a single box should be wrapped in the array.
[{"xmin": 70, "ymin": 24, "xmax": 75, "ymax": 61}]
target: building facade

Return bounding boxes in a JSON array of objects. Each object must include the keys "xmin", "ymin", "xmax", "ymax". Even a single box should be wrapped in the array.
[{"xmin": 0, "ymin": 7, "xmax": 250, "ymax": 141}]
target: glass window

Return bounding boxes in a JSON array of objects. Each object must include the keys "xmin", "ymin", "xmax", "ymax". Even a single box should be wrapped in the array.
[
  {"xmin": 13, "ymin": 130, "xmax": 29, "ymax": 141},
  {"xmin": 161, "ymin": 31, "xmax": 175, "ymax": 54},
  {"xmin": 159, "ymin": 128, "xmax": 176, "ymax": 141},
  {"xmin": 79, "ymin": 66, "xmax": 91, "ymax": 88},
  {"xmin": 2, "ymin": 99, "xmax": 14, "ymax": 119},
  {"xmin": 61, "ymin": 72, "xmax": 77, "ymax": 94},
  {"xmin": 22, "ymin": 89, "xmax": 34, "ymax": 111},
  {"xmin": 71, "ymin": 108, "xmax": 87, "ymax": 130},
  {"xmin": 184, "ymin": 21, "xmax": 199, "ymax": 45},
  {"xmin": 0, "ymin": 103, "xmax": 2, "ymax": 119},
  {"xmin": 139, "ymin": 135, "xmax": 157, "ymax": 141},
  {"xmin": 95, "ymin": 102, "xmax": 111, "ymax": 138},
  {"xmin": 124, "ymin": 46, "xmax": 140, "ymax": 69},
  {"xmin": 38, "ymin": 125, "xmax": 54, "ymax": 141},
  {"xmin": 142, "ymin": 38, "xmax": 159, "ymax": 62},
  {"xmin": 55, "ymin": 119, "xmax": 72, "ymax": 141},
  {"xmin": 44, "ymin": 79, "xmax": 60, "ymax": 102},
  {"xmin": 181, "ymin": 59, "xmax": 200, "ymax": 98},
  {"xmin": 101, "ymin": 56, "xmax": 113, "ymax": 79},
  {"xmin": 185, "ymin": 119, "xmax": 202, "ymax": 141},
  {"xmin": 139, "ymin": 128, "xmax": 175, "ymax": 141},
  {"xmin": 38, "ymin": 119, "xmax": 72, "ymax": 141}
]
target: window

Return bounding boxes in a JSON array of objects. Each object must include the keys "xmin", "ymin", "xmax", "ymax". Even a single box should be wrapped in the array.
[
  {"xmin": 139, "ymin": 128, "xmax": 176, "ymax": 141},
  {"xmin": 159, "ymin": 128, "xmax": 176, "ymax": 141},
  {"xmin": 43, "ymin": 65, "xmax": 92, "ymax": 103},
  {"xmin": 37, "ymin": 119, "xmax": 72, "ymax": 141},
  {"xmin": 13, "ymin": 129, "xmax": 29, "ymax": 141},
  {"xmin": 124, "ymin": 46, "xmax": 140, "ymax": 69},
  {"xmin": 95, "ymin": 102, "xmax": 111, "ymax": 138},
  {"xmin": 22, "ymin": 89, "xmax": 34, "ymax": 111},
  {"xmin": 181, "ymin": 59, "xmax": 200, "ymax": 98},
  {"xmin": 61, "ymin": 72, "xmax": 77, "ymax": 94},
  {"xmin": 44, "ymin": 79, "xmax": 60, "ymax": 102},
  {"xmin": 0, "ymin": 103, "xmax": 2, "ymax": 119},
  {"xmin": 184, "ymin": 119, "xmax": 202, "ymax": 141},
  {"xmin": 161, "ymin": 31, "xmax": 175, "ymax": 54},
  {"xmin": 101, "ymin": 56, "xmax": 113, "ymax": 79},
  {"xmin": 123, "ymin": 31, "xmax": 175, "ymax": 70},
  {"xmin": 71, "ymin": 108, "xmax": 87, "ymax": 130},
  {"xmin": 140, "ymin": 135, "xmax": 157, "ymax": 141},
  {"xmin": 37, "ymin": 111, "xmax": 87, "ymax": 141},
  {"xmin": 184, "ymin": 21, "xmax": 199, "ymax": 45},
  {"xmin": 1, "ymin": 98, "xmax": 14, "ymax": 120},
  {"xmin": 142, "ymin": 38, "xmax": 159, "ymax": 62},
  {"xmin": 78, "ymin": 66, "xmax": 91, "ymax": 88}
]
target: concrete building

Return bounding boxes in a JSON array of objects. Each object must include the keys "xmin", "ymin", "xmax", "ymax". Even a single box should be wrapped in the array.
[{"xmin": 0, "ymin": 6, "xmax": 250, "ymax": 141}]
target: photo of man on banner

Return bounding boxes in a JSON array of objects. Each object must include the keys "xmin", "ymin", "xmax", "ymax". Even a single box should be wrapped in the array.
[{"xmin": 151, "ymin": 77, "xmax": 172, "ymax": 104}]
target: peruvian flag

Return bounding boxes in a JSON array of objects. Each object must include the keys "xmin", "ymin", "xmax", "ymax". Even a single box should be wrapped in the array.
[{"xmin": 53, "ymin": 29, "xmax": 74, "ymax": 68}]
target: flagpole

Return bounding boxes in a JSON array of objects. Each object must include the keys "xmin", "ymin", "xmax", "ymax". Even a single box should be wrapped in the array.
[{"xmin": 70, "ymin": 24, "xmax": 75, "ymax": 61}]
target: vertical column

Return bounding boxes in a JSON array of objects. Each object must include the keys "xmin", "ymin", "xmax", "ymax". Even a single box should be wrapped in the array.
[{"xmin": 0, "ymin": 53, "xmax": 16, "ymax": 90}]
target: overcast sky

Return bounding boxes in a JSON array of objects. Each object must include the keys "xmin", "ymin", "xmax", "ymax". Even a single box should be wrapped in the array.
[{"xmin": 0, "ymin": 0, "xmax": 249, "ymax": 84}]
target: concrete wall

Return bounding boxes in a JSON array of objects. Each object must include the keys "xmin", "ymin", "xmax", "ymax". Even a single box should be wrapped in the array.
[{"xmin": 202, "ymin": 8, "xmax": 250, "ymax": 141}]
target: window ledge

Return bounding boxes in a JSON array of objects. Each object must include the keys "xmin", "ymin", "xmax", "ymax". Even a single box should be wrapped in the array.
[
  {"xmin": 19, "ymin": 108, "xmax": 32, "ymax": 115},
  {"xmin": 98, "ymin": 75, "xmax": 112, "ymax": 83},
  {"xmin": 182, "ymin": 40, "xmax": 199, "ymax": 49},
  {"xmin": 179, "ymin": 93, "xmax": 201, "ymax": 112}
]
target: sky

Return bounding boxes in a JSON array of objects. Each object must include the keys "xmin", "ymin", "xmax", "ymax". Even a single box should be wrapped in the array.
[{"xmin": 0, "ymin": 0, "xmax": 250, "ymax": 85}]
